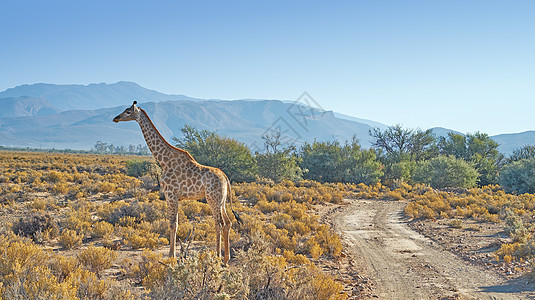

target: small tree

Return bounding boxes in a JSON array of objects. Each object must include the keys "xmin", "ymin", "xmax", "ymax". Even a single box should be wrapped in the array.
[
  {"xmin": 255, "ymin": 130, "xmax": 302, "ymax": 182},
  {"xmin": 413, "ymin": 155, "xmax": 479, "ymax": 189},
  {"xmin": 300, "ymin": 140, "xmax": 344, "ymax": 182},
  {"xmin": 125, "ymin": 159, "xmax": 161, "ymax": 185},
  {"xmin": 341, "ymin": 138, "xmax": 383, "ymax": 185},
  {"xmin": 299, "ymin": 138, "xmax": 383, "ymax": 184},
  {"xmin": 438, "ymin": 132, "xmax": 502, "ymax": 186},
  {"xmin": 499, "ymin": 159, "xmax": 535, "ymax": 194},
  {"xmin": 126, "ymin": 160, "xmax": 151, "ymax": 177},
  {"xmin": 388, "ymin": 160, "xmax": 416, "ymax": 183},
  {"xmin": 173, "ymin": 125, "xmax": 256, "ymax": 182},
  {"xmin": 369, "ymin": 124, "xmax": 437, "ymax": 162},
  {"xmin": 369, "ymin": 124, "xmax": 436, "ymax": 183},
  {"xmin": 508, "ymin": 145, "xmax": 535, "ymax": 163}
]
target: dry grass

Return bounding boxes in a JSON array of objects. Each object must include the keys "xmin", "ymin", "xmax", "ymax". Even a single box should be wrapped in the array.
[{"xmin": 0, "ymin": 151, "xmax": 349, "ymax": 299}]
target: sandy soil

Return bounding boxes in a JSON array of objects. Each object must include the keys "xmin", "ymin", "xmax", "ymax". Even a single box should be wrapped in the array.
[{"xmin": 329, "ymin": 199, "xmax": 535, "ymax": 299}]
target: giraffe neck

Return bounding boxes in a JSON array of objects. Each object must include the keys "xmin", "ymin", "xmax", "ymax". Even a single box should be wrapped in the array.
[{"xmin": 137, "ymin": 109, "xmax": 192, "ymax": 169}]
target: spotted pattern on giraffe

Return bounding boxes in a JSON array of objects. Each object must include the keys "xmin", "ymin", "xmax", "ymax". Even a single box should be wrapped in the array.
[{"xmin": 113, "ymin": 101, "xmax": 239, "ymax": 264}]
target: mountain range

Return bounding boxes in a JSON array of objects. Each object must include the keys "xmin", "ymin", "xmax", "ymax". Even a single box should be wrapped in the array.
[{"xmin": 0, "ymin": 81, "xmax": 533, "ymax": 155}]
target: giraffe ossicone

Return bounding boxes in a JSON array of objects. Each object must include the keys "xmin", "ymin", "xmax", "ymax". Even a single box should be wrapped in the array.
[{"xmin": 113, "ymin": 101, "xmax": 241, "ymax": 264}]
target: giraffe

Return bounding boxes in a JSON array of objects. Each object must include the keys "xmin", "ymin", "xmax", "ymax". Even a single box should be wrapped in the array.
[{"xmin": 113, "ymin": 101, "xmax": 241, "ymax": 264}]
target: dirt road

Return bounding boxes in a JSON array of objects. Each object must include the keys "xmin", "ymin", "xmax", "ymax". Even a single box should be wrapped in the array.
[{"xmin": 332, "ymin": 199, "xmax": 535, "ymax": 299}]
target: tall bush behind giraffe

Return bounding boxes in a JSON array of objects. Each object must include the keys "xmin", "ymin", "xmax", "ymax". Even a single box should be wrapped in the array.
[
  {"xmin": 173, "ymin": 124, "xmax": 257, "ymax": 182},
  {"xmin": 168, "ymin": 123, "xmax": 532, "ymax": 193}
]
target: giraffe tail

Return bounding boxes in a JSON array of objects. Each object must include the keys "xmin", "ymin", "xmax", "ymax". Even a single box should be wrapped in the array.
[{"xmin": 226, "ymin": 178, "xmax": 243, "ymax": 225}]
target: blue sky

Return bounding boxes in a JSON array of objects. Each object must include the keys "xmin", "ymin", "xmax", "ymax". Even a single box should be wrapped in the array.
[{"xmin": 1, "ymin": 1, "xmax": 534, "ymax": 135}]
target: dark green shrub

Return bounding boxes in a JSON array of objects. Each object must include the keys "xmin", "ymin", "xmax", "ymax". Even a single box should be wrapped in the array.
[
  {"xmin": 12, "ymin": 213, "xmax": 59, "ymax": 243},
  {"xmin": 108, "ymin": 200, "xmax": 164, "ymax": 224},
  {"xmin": 413, "ymin": 155, "xmax": 479, "ymax": 189},
  {"xmin": 499, "ymin": 159, "xmax": 535, "ymax": 194},
  {"xmin": 173, "ymin": 125, "xmax": 256, "ymax": 182},
  {"xmin": 126, "ymin": 159, "xmax": 159, "ymax": 179}
]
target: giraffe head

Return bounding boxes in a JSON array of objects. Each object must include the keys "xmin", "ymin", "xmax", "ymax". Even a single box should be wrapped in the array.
[{"xmin": 113, "ymin": 101, "xmax": 141, "ymax": 123}]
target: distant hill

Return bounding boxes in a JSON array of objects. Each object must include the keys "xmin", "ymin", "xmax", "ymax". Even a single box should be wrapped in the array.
[
  {"xmin": 0, "ymin": 97, "xmax": 59, "ymax": 117},
  {"xmin": 0, "ymin": 100, "xmax": 378, "ymax": 151},
  {"xmin": 333, "ymin": 112, "xmax": 388, "ymax": 130},
  {"xmin": 430, "ymin": 127, "xmax": 464, "ymax": 138},
  {"xmin": 0, "ymin": 81, "xmax": 196, "ymax": 112},
  {"xmin": 492, "ymin": 131, "xmax": 535, "ymax": 155},
  {"xmin": 0, "ymin": 81, "xmax": 534, "ymax": 155}
]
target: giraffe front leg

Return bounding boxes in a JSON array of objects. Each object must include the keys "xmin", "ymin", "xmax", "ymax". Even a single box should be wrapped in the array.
[{"xmin": 167, "ymin": 194, "xmax": 179, "ymax": 259}]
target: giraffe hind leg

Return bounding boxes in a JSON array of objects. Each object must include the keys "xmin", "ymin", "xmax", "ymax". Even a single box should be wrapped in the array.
[
  {"xmin": 215, "ymin": 213, "xmax": 223, "ymax": 259},
  {"xmin": 221, "ymin": 206, "xmax": 232, "ymax": 265}
]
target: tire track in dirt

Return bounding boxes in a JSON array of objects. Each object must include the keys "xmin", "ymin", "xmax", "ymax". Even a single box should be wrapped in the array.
[{"xmin": 332, "ymin": 199, "xmax": 532, "ymax": 299}]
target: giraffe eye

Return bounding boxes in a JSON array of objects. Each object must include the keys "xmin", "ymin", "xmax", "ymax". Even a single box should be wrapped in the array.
[{"xmin": 126, "ymin": 111, "xmax": 131, "ymax": 115}]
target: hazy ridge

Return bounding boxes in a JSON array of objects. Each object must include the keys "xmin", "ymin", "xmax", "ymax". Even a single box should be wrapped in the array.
[{"xmin": 0, "ymin": 82, "xmax": 532, "ymax": 155}]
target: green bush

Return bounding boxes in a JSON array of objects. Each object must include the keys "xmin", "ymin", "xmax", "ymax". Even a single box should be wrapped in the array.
[
  {"xmin": 256, "ymin": 151, "xmax": 303, "ymax": 183},
  {"xmin": 508, "ymin": 145, "xmax": 535, "ymax": 162},
  {"xmin": 342, "ymin": 142, "xmax": 383, "ymax": 185},
  {"xmin": 438, "ymin": 132, "xmax": 501, "ymax": 186},
  {"xmin": 499, "ymin": 159, "xmax": 535, "ymax": 194},
  {"xmin": 126, "ymin": 159, "xmax": 159, "ymax": 179},
  {"xmin": 413, "ymin": 155, "xmax": 479, "ymax": 189},
  {"xmin": 388, "ymin": 161, "xmax": 416, "ymax": 183},
  {"xmin": 173, "ymin": 125, "xmax": 256, "ymax": 182},
  {"xmin": 300, "ymin": 138, "xmax": 382, "ymax": 184}
]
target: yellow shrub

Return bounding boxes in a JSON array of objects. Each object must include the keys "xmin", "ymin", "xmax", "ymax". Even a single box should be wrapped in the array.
[
  {"xmin": 58, "ymin": 229, "xmax": 82, "ymax": 250},
  {"xmin": 30, "ymin": 198, "xmax": 47, "ymax": 210},
  {"xmin": 147, "ymin": 191, "xmax": 160, "ymax": 201},
  {"xmin": 283, "ymin": 250, "xmax": 310, "ymax": 265},
  {"xmin": 181, "ymin": 200, "xmax": 211, "ymax": 217},
  {"xmin": 9, "ymin": 185, "xmax": 22, "ymax": 193},
  {"xmin": 96, "ymin": 181, "xmax": 116, "ymax": 193},
  {"xmin": 0, "ymin": 234, "xmax": 77, "ymax": 299},
  {"xmin": 309, "ymin": 243, "xmax": 324, "ymax": 260},
  {"xmin": 46, "ymin": 170, "xmax": 64, "ymax": 183},
  {"xmin": 121, "ymin": 227, "xmax": 167, "ymax": 250},
  {"xmin": 255, "ymin": 200, "xmax": 278, "ymax": 214},
  {"xmin": 176, "ymin": 220, "xmax": 194, "ymax": 241},
  {"xmin": 64, "ymin": 209, "xmax": 92, "ymax": 234},
  {"xmin": 315, "ymin": 225, "xmax": 343, "ymax": 257},
  {"xmin": 193, "ymin": 218, "xmax": 216, "ymax": 242},
  {"xmin": 118, "ymin": 216, "xmax": 137, "ymax": 227},
  {"xmin": 52, "ymin": 182, "xmax": 70, "ymax": 194},
  {"xmin": 495, "ymin": 242, "xmax": 523, "ymax": 263},
  {"xmin": 66, "ymin": 268, "xmax": 110, "ymax": 299},
  {"xmin": 12, "ymin": 264, "xmax": 76, "ymax": 299},
  {"xmin": 48, "ymin": 255, "xmax": 78, "ymax": 281},
  {"xmin": 96, "ymin": 200, "xmax": 128, "ymax": 220},
  {"xmin": 311, "ymin": 269, "xmax": 347, "ymax": 300},
  {"xmin": 386, "ymin": 190, "xmax": 404, "ymax": 201},
  {"xmin": 281, "ymin": 192, "xmax": 294, "ymax": 202},
  {"xmin": 91, "ymin": 221, "xmax": 114, "ymax": 239},
  {"xmin": 77, "ymin": 245, "xmax": 118, "ymax": 275},
  {"xmin": 125, "ymin": 250, "xmax": 175, "ymax": 289}
]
